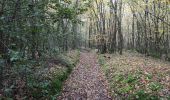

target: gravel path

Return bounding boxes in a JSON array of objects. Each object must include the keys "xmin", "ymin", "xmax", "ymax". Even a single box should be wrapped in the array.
[{"xmin": 57, "ymin": 52, "xmax": 111, "ymax": 100}]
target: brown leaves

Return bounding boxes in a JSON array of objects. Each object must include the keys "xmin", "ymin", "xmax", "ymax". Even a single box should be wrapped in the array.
[
  {"xmin": 100, "ymin": 51, "xmax": 170, "ymax": 99},
  {"xmin": 58, "ymin": 52, "xmax": 111, "ymax": 100}
]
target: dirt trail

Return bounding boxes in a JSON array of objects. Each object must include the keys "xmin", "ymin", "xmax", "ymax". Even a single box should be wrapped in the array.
[{"xmin": 57, "ymin": 52, "xmax": 111, "ymax": 100}]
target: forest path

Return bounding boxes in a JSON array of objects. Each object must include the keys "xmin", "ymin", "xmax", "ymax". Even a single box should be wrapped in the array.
[{"xmin": 57, "ymin": 52, "xmax": 111, "ymax": 100}]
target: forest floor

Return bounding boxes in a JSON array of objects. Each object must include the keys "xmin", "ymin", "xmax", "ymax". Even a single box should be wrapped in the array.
[
  {"xmin": 57, "ymin": 50, "xmax": 170, "ymax": 100},
  {"xmin": 57, "ymin": 51, "xmax": 111, "ymax": 100},
  {"xmin": 99, "ymin": 51, "xmax": 170, "ymax": 99}
]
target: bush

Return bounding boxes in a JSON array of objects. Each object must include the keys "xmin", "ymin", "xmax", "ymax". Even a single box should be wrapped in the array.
[{"xmin": 1, "ymin": 50, "xmax": 80, "ymax": 99}]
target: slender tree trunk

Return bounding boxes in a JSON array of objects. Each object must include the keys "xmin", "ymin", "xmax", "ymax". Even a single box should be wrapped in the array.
[
  {"xmin": 132, "ymin": 13, "xmax": 135, "ymax": 49},
  {"xmin": 110, "ymin": 0, "xmax": 117, "ymax": 53},
  {"xmin": 118, "ymin": 0, "xmax": 123, "ymax": 55}
]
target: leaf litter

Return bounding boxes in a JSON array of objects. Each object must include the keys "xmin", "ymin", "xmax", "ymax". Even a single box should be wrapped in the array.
[
  {"xmin": 58, "ymin": 52, "xmax": 111, "ymax": 100},
  {"xmin": 99, "ymin": 51, "xmax": 170, "ymax": 99}
]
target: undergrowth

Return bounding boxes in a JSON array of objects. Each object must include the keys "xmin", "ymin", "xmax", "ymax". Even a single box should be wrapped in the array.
[
  {"xmin": 98, "ymin": 52, "xmax": 170, "ymax": 100},
  {"xmin": 0, "ymin": 50, "xmax": 80, "ymax": 100}
]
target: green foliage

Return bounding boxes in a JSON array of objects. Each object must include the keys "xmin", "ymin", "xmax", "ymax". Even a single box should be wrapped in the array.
[
  {"xmin": 100, "ymin": 53, "xmax": 169, "ymax": 99},
  {"xmin": 119, "ymin": 85, "xmax": 134, "ymax": 93},
  {"xmin": 34, "ymin": 50, "xmax": 80, "ymax": 98},
  {"xmin": 98, "ymin": 56, "xmax": 105, "ymax": 66},
  {"xmin": 133, "ymin": 90, "xmax": 149, "ymax": 100},
  {"xmin": 1, "ymin": 0, "xmax": 85, "ymax": 98},
  {"xmin": 8, "ymin": 50, "xmax": 21, "ymax": 62},
  {"xmin": 115, "ymin": 75, "xmax": 124, "ymax": 82},
  {"xmin": 98, "ymin": 55, "xmax": 112, "ymax": 77},
  {"xmin": 0, "ymin": 50, "xmax": 80, "ymax": 99},
  {"xmin": 112, "ymin": 71, "xmax": 164, "ymax": 99},
  {"xmin": 148, "ymin": 50, "xmax": 161, "ymax": 59},
  {"xmin": 130, "ymin": 90, "xmax": 160, "ymax": 100},
  {"xmin": 146, "ymin": 73, "xmax": 153, "ymax": 80},
  {"xmin": 3, "ymin": 85, "xmax": 14, "ymax": 97},
  {"xmin": 124, "ymin": 74, "xmax": 138, "ymax": 83},
  {"xmin": 51, "ymin": 79, "xmax": 62, "ymax": 93},
  {"xmin": 149, "ymin": 82, "xmax": 162, "ymax": 91}
]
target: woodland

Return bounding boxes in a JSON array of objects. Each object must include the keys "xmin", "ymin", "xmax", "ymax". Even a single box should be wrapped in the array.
[{"xmin": 0, "ymin": 0, "xmax": 170, "ymax": 99}]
